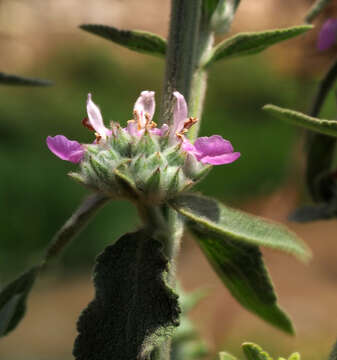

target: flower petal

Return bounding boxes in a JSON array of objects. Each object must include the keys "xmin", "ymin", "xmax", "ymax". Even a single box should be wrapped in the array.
[
  {"xmin": 46, "ymin": 135, "xmax": 84, "ymax": 163},
  {"xmin": 134, "ymin": 90, "xmax": 155, "ymax": 128},
  {"xmin": 150, "ymin": 123, "xmax": 169, "ymax": 136},
  {"xmin": 194, "ymin": 135, "xmax": 234, "ymax": 157},
  {"xmin": 171, "ymin": 91, "xmax": 188, "ymax": 137},
  {"xmin": 200, "ymin": 152, "xmax": 241, "ymax": 165},
  {"xmin": 86, "ymin": 93, "xmax": 110, "ymax": 139},
  {"xmin": 318, "ymin": 19, "xmax": 337, "ymax": 51}
]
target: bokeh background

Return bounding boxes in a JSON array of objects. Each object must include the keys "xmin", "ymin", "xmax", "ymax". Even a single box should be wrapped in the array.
[{"xmin": 0, "ymin": 0, "xmax": 337, "ymax": 359}]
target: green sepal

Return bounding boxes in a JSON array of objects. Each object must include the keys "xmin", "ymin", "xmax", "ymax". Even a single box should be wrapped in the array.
[
  {"xmin": 204, "ymin": 25, "xmax": 312, "ymax": 67},
  {"xmin": 145, "ymin": 167, "xmax": 161, "ymax": 195},
  {"xmin": 73, "ymin": 229, "xmax": 180, "ymax": 360},
  {"xmin": 0, "ymin": 266, "xmax": 39, "ymax": 337},
  {"xmin": 164, "ymin": 144, "xmax": 186, "ymax": 166},
  {"xmin": 0, "ymin": 72, "xmax": 52, "ymax": 86},
  {"xmin": 167, "ymin": 167, "xmax": 184, "ymax": 195},
  {"xmin": 135, "ymin": 132, "xmax": 161, "ymax": 156},
  {"xmin": 263, "ymin": 104, "xmax": 337, "ymax": 137},
  {"xmin": 80, "ymin": 24, "xmax": 166, "ymax": 57},
  {"xmin": 114, "ymin": 166, "xmax": 139, "ymax": 199},
  {"xmin": 112, "ymin": 125, "xmax": 132, "ymax": 156},
  {"xmin": 170, "ymin": 193, "xmax": 311, "ymax": 261},
  {"xmin": 242, "ymin": 343, "xmax": 272, "ymax": 360}
]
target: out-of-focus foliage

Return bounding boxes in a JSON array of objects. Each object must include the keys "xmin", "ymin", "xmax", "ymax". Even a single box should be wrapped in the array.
[{"xmin": 1, "ymin": 43, "xmax": 333, "ymax": 276}]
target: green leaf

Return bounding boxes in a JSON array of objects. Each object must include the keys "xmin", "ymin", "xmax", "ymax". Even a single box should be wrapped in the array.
[
  {"xmin": 287, "ymin": 353, "xmax": 300, "ymax": 360},
  {"xmin": 263, "ymin": 104, "xmax": 337, "ymax": 137},
  {"xmin": 193, "ymin": 227, "xmax": 294, "ymax": 333},
  {"xmin": 73, "ymin": 229, "xmax": 180, "ymax": 360},
  {"xmin": 170, "ymin": 193, "xmax": 311, "ymax": 261},
  {"xmin": 0, "ymin": 267, "xmax": 39, "ymax": 337},
  {"xmin": 205, "ymin": 25, "xmax": 312, "ymax": 66},
  {"xmin": 242, "ymin": 343, "xmax": 273, "ymax": 360},
  {"xmin": 329, "ymin": 340, "xmax": 337, "ymax": 360},
  {"xmin": 0, "ymin": 72, "xmax": 52, "ymax": 86},
  {"xmin": 169, "ymin": 194, "xmax": 304, "ymax": 333},
  {"xmin": 219, "ymin": 351, "xmax": 238, "ymax": 360},
  {"xmin": 80, "ymin": 24, "xmax": 166, "ymax": 57}
]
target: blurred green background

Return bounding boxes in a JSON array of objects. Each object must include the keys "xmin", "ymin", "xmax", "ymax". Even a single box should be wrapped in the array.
[{"xmin": 1, "ymin": 0, "xmax": 337, "ymax": 359}]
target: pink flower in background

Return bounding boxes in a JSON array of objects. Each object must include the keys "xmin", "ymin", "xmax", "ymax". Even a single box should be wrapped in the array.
[{"xmin": 317, "ymin": 18, "xmax": 337, "ymax": 51}]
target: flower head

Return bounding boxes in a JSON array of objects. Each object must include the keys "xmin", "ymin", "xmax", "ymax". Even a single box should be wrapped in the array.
[
  {"xmin": 47, "ymin": 91, "xmax": 240, "ymax": 203},
  {"xmin": 318, "ymin": 18, "xmax": 337, "ymax": 51}
]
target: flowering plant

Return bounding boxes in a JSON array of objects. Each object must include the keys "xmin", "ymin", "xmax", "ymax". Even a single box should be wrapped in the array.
[{"xmin": 4, "ymin": 1, "xmax": 337, "ymax": 360}]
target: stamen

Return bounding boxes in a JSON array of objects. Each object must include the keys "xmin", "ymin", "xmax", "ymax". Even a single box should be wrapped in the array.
[
  {"xmin": 183, "ymin": 117, "xmax": 198, "ymax": 130},
  {"xmin": 134, "ymin": 110, "xmax": 142, "ymax": 131}
]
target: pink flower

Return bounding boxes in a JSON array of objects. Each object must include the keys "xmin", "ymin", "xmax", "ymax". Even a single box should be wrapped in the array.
[
  {"xmin": 46, "ymin": 135, "xmax": 84, "ymax": 163},
  {"xmin": 193, "ymin": 135, "xmax": 241, "ymax": 165},
  {"xmin": 46, "ymin": 91, "xmax": 240, "ymax": 167},
  {"xmin": 318, "ymin": 18, "xmax": 337, "ymax": 51},
  {"xmin": 172, "ymin": 92, "xmax": 240, "ymax": 166}
]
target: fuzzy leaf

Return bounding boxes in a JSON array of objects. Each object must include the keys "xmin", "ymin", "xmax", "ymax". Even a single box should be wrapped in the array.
[
  {"xmin": 73, "ymin": 229, "xmax": 180, "ymax": 360},
  {"xmin": 263, "ymin": 105, "xmax": 337, "ymax": 137},
  {"xmin": 193, "ymin": 227, "xmax": 293, "ymax": 333},
  {"xmin": 170, "ymin": 193, "xmax": 311, "ymax": 261},
  {"xmin": 0, "ymin": 267, "xmax": 39, "ymax": 337},
  {"xmin": 205, "ymin": 25, "xmax": 312, "ymax": 66},
  {"xmin": 242, "ymin": 343, "xmax": 272, "ymax": 360},
  {"xmin": 80, "ymin": 24, "xmax": 166, "ymax": 57},
  {"xmin": 0, "ymin": 72, "xmax": 52, "ymax": 86},
  {"xmin": 169, "ymin": 194, "xmax": 305, "ymax": 333}
]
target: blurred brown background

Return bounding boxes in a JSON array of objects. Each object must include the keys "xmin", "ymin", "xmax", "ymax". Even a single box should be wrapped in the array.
[{"xmin": 0, "ymin": 0, "xmax": 337, "ymax": 359}]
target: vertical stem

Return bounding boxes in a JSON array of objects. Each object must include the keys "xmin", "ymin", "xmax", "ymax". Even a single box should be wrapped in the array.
[
  {"xmin": 306, "ymin": 59, "xmax": 337, "ymax": 201},
  {"xmin": 305, "ymin": 0, "xmax": 332, "ymax": 24},
  {"xmin": 160, "ymin": 0, "xmax": 202, "ymax": 125}
]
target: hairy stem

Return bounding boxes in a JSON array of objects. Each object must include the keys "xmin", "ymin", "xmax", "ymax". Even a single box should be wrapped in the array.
[
  {"xmin": 305, "ymin": 0, "xmax": 332, "ymax": 23},
  {"xmin": 160, "ymin": 0, "xmax": 202, "ymax": 125},
  {"xmin": 306, "ymin": 59, "xmax": 337, "ymax": 201}
]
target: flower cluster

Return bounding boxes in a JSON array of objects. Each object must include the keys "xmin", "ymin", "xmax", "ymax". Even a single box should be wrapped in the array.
[
  {"xmin": 318, "ymin": 18, "xmax": 337, "ymax": 51},
  {"xmin": 47, "ymin": 91, "xmax": 240, "ymax": 203}
]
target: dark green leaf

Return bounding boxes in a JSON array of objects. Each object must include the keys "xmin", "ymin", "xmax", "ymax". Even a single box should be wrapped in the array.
[
  {"xmin": 0, "ymin": 266, "xmax": 39, "ymax": 336},
  {"xmin": 192, "ymin": 227, "xmax": 294, "ymax": 333},
  {"xmin": 205, "ymin": 25, "xmax": 312, "ymax": 66},
  {"xmin": 73, "ymin": 229, "xmax": 180, "ymax": 360},
  {"xmin": 329, "ymin": 340, "xmax": 337, "ymax": 360},
  {"xmin": 170, "ymin": 193, "xmax": 311, "ymax": 261},
  {"xmin": 263, "ymin": 104, "xmax": 337, "ymax": 137},
  {"xmin": 289, "ymin": 203, "xmax": 335, "ymax": 222},
  {"xmin": 80, "ymin": 24, "xmax": 166, "ymax": 57},
  {"xmin": 242, "ymin": 343, "xmax": 272, "ymax": 360},
  {"xmin": 0, "ymin": 72, "xmax": 52, "ymax": 86}
]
